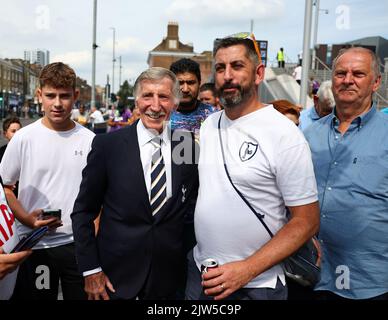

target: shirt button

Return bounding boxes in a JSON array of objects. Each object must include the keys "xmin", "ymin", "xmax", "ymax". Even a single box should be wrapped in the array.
[
  {"xmin": 327, "ymin": 187, "xmax": 332, "ymax": 191},
  {"xmin": 334, "ymin": 162, "xmax": 338, "ymax": 166},
  {"xmin": 335, "ymin": 136, "xmax": 339, "ymax": 140}
]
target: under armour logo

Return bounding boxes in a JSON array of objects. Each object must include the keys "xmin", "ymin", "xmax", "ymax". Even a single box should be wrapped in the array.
[
  {"xmin": 74, "ymin": 150, "xmax": 83, "ymax": 156},
  {"xmin": 239, "ymin": 142, "xmax": 258, "ymax": 162}
]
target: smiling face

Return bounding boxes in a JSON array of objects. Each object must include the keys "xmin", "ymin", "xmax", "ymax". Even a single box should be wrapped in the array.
[
  {"xmin": 332, "ymin": 50, "xmax": 381, "ymax": 109},
  {"xmin": 38, "ymin": 85, "xmax": 78, "ymax": 131},
  {"xmin": 136, "ymin": 77, "xmax": 177, "ymax": 134}
]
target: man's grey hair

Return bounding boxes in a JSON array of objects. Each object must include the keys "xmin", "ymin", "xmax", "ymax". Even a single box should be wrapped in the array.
[
  {"xmin": 317, "ymin": 80, "xmax": 335, "ymax": 108},
  {"xmin": 133, "ymin": 67, "xmax": 181, "ymax": 104},
  {"xmin": 332, "ymin": 47, "xmax": 381, "ymax": 80}
]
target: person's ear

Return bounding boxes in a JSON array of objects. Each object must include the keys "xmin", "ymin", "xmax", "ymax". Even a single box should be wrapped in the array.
[
  {"xmin": 372, "ymin": 75, "xmax": 381, "ymax": 93},
  {"xmin": 255, "ymin": 64, "xmax": 265, "ymax": 85},
  {"xmin": 37, "ymin": 88, "xmax": 43, "ymax": 104}
]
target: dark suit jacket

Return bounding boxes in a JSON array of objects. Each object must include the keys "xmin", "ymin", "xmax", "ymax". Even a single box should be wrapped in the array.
[{"xmin": 71, "ymin": 122, "xmax": 199, "ymax": 299}]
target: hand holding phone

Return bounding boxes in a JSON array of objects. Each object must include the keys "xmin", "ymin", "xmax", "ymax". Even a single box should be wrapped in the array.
[{"xmin": 41, "ymin": 209, "xmax": 62, "ymax": 220}]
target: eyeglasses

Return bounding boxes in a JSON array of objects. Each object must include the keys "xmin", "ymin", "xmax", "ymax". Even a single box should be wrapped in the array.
[{"xmin": 226, "ymin": 32, "xmax": 262, "ymax": 65}]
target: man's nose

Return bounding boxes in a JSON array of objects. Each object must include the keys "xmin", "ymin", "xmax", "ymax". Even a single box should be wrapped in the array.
[
  {"xmin": 53, "ymin": 96, "xmax": 61, "ymax": 107},
  {"xmin": 224, "ymin": 65, "xmax": 233, "ymax": 82},
  {"xmin": 343, "ymin": 72, "xmax": 354, "ymax": 84},
  {"xmin": 150, "ymin": 96, "xmax": 161, "ymax": 110},
  {"xmin": 181, "ymin": 82, "xmax": 189, "ymax": 92}
]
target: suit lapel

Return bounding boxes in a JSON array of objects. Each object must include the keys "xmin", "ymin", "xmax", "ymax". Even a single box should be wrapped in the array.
[{"xmin": 123, "ymin": 123, "xmax": 153, "ymax": 219}]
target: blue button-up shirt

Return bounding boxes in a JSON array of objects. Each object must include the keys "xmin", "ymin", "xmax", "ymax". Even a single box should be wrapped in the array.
[
  {"xmin": 304, "ymin": 104, "xmax": 388, "ymax": 299},
  {"xmin": 299, "ymin": 106, "xmax": 320, "ymax": 131}
]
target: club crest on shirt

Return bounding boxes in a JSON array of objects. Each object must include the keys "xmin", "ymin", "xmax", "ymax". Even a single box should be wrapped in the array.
[{"xmin": 239, "ymin": 142, "xmax": 258, "ymax": 162}]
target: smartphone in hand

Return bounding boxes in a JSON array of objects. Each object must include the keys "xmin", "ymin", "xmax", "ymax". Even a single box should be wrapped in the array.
[
  {"xmin": 10, "ymin": 226, "xmax": 49, "ymax": 253},
  {"xmin": 41, "ymin": 209, "xmax": 62, "ymax": 220}
]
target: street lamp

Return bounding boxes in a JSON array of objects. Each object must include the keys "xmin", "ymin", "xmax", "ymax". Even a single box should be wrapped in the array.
[
  {"xmin": 312, "ymin": 0, "xmax": 329, "ymax": 70},
  {"xmin": 91, "ymin": 0, "xmax": 98, "ymax": 110},
  {"xmin": 110, "ymin": 27, "xmax": 116, "ymax": 96}
]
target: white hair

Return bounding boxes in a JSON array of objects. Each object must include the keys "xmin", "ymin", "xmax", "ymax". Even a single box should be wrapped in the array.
[{"xmin": 317, "ymin": 80, "xmax": 335, "ymax": 108}]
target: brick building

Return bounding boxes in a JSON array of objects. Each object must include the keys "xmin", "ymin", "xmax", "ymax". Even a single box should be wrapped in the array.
[{"xmin": 147, "ymin": 22, "xmax": 213, "ymax": 83}]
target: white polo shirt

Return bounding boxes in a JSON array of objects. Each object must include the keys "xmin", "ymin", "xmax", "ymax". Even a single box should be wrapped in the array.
[{"xmin": 193, "ymin": 106, "xmax": 318, "ymax": 288}]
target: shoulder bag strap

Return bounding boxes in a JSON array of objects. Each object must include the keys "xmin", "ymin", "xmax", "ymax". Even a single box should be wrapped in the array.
[{"xmin": 217, "ymin": 113, "xmax": 274, "ymax": 238}]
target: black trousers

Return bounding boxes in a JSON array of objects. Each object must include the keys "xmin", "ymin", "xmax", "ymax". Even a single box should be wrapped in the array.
[{"xmin": 11, "ymin": 242, "xmax": 87, "ymax": 300}]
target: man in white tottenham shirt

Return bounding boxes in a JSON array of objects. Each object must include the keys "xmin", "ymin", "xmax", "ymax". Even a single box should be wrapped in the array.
[
  {"xmin": 185, "ymin": 34, "xmax": 319, "ymax": 300},
  {"xmin": 0, "ymin": 62, "xmax": 95, "ymax": 300}
]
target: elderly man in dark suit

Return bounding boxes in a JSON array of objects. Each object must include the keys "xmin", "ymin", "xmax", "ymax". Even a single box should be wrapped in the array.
[{"xmin": 71, "ymin": 67, "xmax": 198, "ymax": 300}]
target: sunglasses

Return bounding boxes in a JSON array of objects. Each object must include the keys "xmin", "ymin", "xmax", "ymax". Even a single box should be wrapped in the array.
[{"xmin": 226, "ymin": 32, "xmax": 262, "ymax": 65}]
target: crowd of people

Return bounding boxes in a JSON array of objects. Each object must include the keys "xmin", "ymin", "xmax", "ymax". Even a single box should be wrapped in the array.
[{"xmin": 0, "ymin": 35, "xmax": 387, "ymax": 302}]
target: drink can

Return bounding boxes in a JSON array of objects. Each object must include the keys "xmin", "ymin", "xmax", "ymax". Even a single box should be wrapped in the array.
[{"xmin": 201, "ymin": 258, "xmax": 218, "ymax": 274}]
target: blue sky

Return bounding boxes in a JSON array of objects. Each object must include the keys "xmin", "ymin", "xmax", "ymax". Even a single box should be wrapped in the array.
[{"xmin": 0, "ymin": 0, "xmax": 387, "ymax": 88}]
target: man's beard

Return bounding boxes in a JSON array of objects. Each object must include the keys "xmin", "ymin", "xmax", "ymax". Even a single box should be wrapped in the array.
[
  {"xmin": 219, "ymin": 83, "xmax": 255, "ymax": 109},
  {"xmin": 178, "ymin": 96, "xmax": 197, "ymax": 111}
]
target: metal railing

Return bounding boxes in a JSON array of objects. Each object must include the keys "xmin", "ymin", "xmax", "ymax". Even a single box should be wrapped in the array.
[{"xmin": 375, "ymin": 91, "xmax": 388, "ymax": 109}]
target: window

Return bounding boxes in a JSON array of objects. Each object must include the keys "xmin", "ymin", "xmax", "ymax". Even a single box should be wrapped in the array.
[{"xmin": 168, "ymin": 40, "xmax": 177, "ymax": 49}]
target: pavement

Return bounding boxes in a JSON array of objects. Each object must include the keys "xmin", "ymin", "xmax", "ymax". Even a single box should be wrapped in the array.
[{"xmin": 0, "ymin": 116, "xmax": 39, "ymax": 147}]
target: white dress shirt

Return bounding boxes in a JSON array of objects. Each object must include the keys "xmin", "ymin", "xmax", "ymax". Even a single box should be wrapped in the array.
[{"xmin": 137, "ymin": 119, "xmax": 172, "ymax": 200}]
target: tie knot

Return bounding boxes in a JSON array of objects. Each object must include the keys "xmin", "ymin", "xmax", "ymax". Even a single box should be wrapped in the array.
[{"xmin": 151, "ymin": 137, "xmax": 162, "ymax": 148}]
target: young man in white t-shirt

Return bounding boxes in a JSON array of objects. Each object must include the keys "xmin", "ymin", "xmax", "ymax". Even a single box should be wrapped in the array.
[
  {"xmin": 0, "ymin": 62, "xmax": 95, "ymax": 300},
  {"xmin": 186, "ymin": 35, "xmax": 320, "ymax": 300}
]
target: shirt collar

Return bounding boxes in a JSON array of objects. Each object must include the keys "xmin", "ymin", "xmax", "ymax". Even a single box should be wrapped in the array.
[
  {"xmin": 137, "ymin": 119, "xmax": 170, "ymax": 147},
  {"xmin": 309, "ymin": 106, "xmax": 320, "ymax": 120},
  {"xmin": 331, "ymin": 103, "xmax": 377, "ymax": 129}
]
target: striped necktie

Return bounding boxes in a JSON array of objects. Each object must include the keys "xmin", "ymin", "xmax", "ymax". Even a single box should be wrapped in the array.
[{"xmin": 150, "ymin": 137, "xmax": 167, "ymax": 215}]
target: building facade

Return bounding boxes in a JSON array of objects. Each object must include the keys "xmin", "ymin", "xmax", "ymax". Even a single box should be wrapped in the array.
[
  {"xmin": 24, "ymin": 49, "xmax": 50, "ymax": 67},
  {"xmin": 148, "ymin": 22, "xmax": 213, "ymax": 83}
]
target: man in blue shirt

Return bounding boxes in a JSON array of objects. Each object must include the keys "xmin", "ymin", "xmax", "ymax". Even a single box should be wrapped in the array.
[
  {"xmin": 304, "ymin": 47, "xmax": 388, "ymax": 300},
  {"xmin": 299, "ymin": 80, "xmax": 335, "ymax": 131}
]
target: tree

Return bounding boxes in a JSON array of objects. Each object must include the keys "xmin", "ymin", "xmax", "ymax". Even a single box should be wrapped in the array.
[{"xmin": 116, "ymin": 80, "xmax": 134, "ymax": 112}]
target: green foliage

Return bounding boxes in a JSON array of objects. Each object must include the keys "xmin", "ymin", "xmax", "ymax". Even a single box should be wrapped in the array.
[{"xmin": 116, "ymin": 80, "xmax": 134, "ymax": 111}]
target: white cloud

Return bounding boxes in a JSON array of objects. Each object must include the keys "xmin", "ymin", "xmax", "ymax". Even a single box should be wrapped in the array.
[
  {"xmin": 165, "ymin": 0, "xmax": 285, "ymax": 26},
  {"xmin": 103, "ymin": 36, "xmax": 149, "ymax": 55},
  {"xmin": 51, "ymin": 51, "xmax": 91, "ymax": 69}
]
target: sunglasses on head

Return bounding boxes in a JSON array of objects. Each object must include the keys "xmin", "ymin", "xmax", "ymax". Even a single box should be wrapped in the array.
[{"xmin": 226, "ymin": 32, "xmax": 262, "ymax": 65}]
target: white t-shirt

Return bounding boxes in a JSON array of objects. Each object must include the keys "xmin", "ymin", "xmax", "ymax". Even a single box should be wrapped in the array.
[
  {"xmin": 89, "ymin": 110, "xmax": 105, "ymax": 124},
  {"xmin": 0, "ymin": 185, "xmax": 20, "ymax": 299},
  {"xmin": 193, "ymin": 106, "xmax": 318, "ymax": 288},
  {"xmin": 0, "ymin": 119, "xmax": 95, "ymax": 249},
  {"xmin": 293, "ymin": 66, "xmax": 302, "ymax": 81}
]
